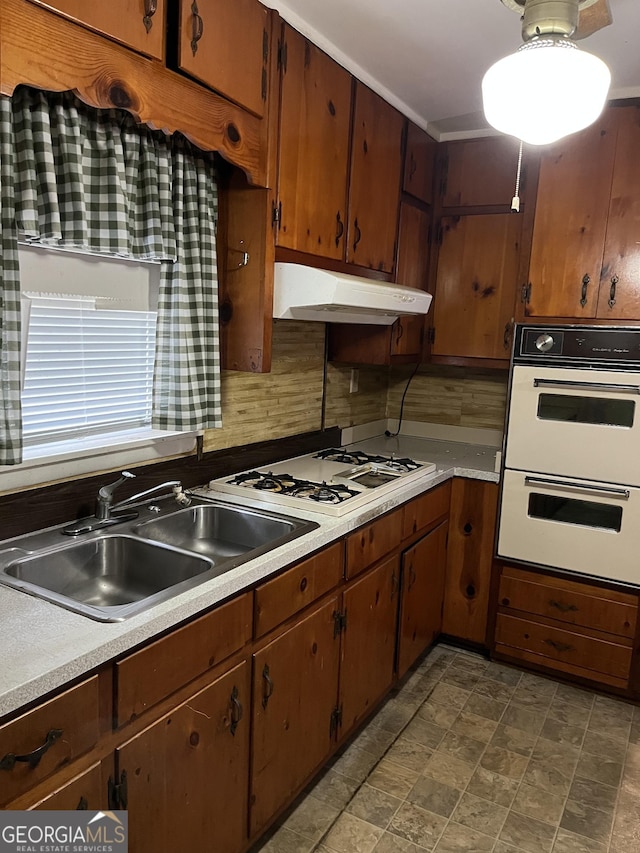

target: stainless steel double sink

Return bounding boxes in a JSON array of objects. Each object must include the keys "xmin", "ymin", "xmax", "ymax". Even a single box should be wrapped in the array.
[{"xmin": 0, "ymin": 499, "xmax": 319, "ymax": 622}]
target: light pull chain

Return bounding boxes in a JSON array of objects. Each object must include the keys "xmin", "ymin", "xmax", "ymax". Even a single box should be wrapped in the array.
[{"xmin": 511, "ymin": 140, "xmax": 524, "ymax": 213}]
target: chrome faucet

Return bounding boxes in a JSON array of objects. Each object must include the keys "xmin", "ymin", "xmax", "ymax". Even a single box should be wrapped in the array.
[{"xmin": 62, "ymin": 472, "xmax": 192, "ymax": 536}]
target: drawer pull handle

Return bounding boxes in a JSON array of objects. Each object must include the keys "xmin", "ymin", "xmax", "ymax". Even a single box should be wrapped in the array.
[
  {"xmin": 580, "ymin": 273, "xmax": 590, "ymax": 307},
  {"xmin": 0, "ymin": 728, "xmax": 63, "ymax": 771},
  {"xmin": 549, "ymin": 599, "xmax": 578, "ymax": 614},
  {"xmin": 335, "ymin": 211, "xmax": 344, "ymax": 247},
  {"xmin": 608, "ymin": 274, "xmax": 619, "ymax": 309},
  {"xmin": 191, "ymin": 0, "xmax": 204, "ymax": 55},
  {"xmin": 229, "ymin": 685, "xmax": 243, "ymax": 736},
  {"xmin": 544, "ymin": 638, "xmax": 574, "ymax": 654},
  {"xmin": 77, "ymin": 796, "xmax": 88, "ymax": 810},
  {"xmin": 353, "ymin": 218, "xmax": 362, "ymax": 253},
  {"xmin": 262, "ymin": 664, "xmax": 274, "ymax": 709},
  {"xmin": 143, "ymin": 0, "xmax": 157, "ymax": 33}
]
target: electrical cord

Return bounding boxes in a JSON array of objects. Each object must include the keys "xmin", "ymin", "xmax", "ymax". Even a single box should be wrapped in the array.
[{"xmin": 385, "ymin": 361, "xmax": 421, "ymax": 438}]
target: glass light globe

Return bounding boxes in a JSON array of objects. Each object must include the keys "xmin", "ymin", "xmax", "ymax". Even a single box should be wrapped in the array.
[{"xmin": 482, "ymin": 37, "xmax": 611, "ymax": 145}]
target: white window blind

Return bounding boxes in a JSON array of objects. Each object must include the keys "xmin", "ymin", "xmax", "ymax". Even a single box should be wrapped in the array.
[{"xmin": 21, "ymin": 296, "xmax": 157, "ymax": 446}]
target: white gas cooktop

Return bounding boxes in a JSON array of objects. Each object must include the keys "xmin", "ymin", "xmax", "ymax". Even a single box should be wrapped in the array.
[{"xmin": 209, "ymin": 448, "xmax": 436, "ymax": 516}]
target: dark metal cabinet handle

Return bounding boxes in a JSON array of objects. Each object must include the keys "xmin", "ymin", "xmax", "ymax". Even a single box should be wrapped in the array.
[
  {"xmin": 549, "ymin": 599, "xmax": 578, "ymax": 614},
  {"xmin": 608, "ymin": 274, "xmax": 619, "ymax": 308},
  {"xmin": 262, "ymin": 664, "xmax": 274, "ymax": 709},
  {"xmin": 191, "ymin": 0, "xmax": 204, "ymax": 56},
  {"xmin": 143, "ymin": 0, "xmax": 157, "ymax": 33},
  {"xmin": 0, "ymin": 729, "xmax": 63, "ymax": 771},
  {"xmin": 77, "ymin": 796, "xmax": 88, "ymax": 810},
  {"xmin": 229, "ymin": 685, "xmax": 243, "ymax": 736},
  {"xmin": 544, "ymin": 638, "xmax": 574, "ymax": 654},
  {"xmin": 335, "ymin": 211, "xmax": 344, "ymax": 248},
  {"xmin": 580, "ymin": 274, "xmax": 590, "ymax": 307},
  {"xmin": 353, "ymin": 218, "xmax": 362, "ymax": 253}
]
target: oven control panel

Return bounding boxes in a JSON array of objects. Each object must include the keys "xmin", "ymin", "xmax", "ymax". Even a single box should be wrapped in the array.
[{"xmin": 516, "ymin": 325, "xmax": 640, "ymax": 368}]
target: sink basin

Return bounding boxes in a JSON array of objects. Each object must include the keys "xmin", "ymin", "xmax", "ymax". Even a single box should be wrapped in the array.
[
  {"xmin": 1, "ymin": 535, "xmax": 213, "ymax": 622},
  {"xmin": 0, "ymin": 498, "xmax": 319, "ymax": 621},
  {"xmin": 135, "ymin": 503, "xmax": 312, "ymax": 562}
]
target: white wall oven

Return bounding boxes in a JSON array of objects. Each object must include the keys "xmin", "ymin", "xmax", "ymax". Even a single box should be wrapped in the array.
[{"xmin": 497, "ymin": 325, "xmax": 640, "ymax": 586}]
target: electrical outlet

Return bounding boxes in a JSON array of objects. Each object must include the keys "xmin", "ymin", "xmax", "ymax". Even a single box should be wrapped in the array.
[{"xmin": 349, "ymin": 368, "xmax": 359, "ymax": 393}]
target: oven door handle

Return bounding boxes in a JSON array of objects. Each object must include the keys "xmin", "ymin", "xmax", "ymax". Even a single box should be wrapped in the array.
[
  {"xmin": 533, "ymin": 378, "xmax": 640, "ymax": 394},
  {"xmin": 524, "ymin": 475, "xmax": 630, "ymax": 500}
]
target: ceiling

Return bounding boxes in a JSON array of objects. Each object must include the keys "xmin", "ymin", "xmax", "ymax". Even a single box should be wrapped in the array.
[{"xmin": 267, "ymin": 0, "xmax": 640, "ymax": 140}]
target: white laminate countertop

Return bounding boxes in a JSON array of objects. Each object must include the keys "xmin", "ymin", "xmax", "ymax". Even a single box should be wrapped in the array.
[{"xmin": 0, "ymin": 434, "xmax": 499, "ymax": 718}]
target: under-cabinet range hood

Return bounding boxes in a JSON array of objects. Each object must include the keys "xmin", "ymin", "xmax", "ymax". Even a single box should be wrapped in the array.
[{"xmin": 273, "ymin": 262, "xmax": 432, "ymax": 325}]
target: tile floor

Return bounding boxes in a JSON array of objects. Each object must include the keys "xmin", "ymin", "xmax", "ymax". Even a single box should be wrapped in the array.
[{"xmin": 252, "ymin": 646, "xmax": 640, "ymax": 853}]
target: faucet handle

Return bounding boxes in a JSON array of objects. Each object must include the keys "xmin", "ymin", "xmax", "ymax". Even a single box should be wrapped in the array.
[{"xmin": 98, "ymin": 471, "xmax": 136, "ymax": 502}]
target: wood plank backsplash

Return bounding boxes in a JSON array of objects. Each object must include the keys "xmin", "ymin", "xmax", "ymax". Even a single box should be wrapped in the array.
[
  {"xmin": 386, "ymin": 365, "xmax": 508, "ymax": 432},
  {"xmin": 204, "ymin": 322, "xmax": 509, "ymax": 451},
  {"xmin": 203, "ymin": 320, "xmax": 325, "ymax": 452}
]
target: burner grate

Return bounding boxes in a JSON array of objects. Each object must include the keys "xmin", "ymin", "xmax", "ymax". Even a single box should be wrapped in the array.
[
  {"xmin": 227, "ymin": 471, "xmax": 359, "ymax": 503},
  {"xmin": 313, "ymin": 448, "xmax": 421, "ymax": 473}
]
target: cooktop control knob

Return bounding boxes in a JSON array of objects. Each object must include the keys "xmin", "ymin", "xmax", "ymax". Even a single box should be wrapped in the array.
[{"xmin": 535, "ymin": 333, "xmax": 554, "ymax": 353}]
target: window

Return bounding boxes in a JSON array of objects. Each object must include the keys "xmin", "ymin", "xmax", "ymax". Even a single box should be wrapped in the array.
[
  {"xmin": 18, "ymin": 243, "xmax": 162, "ymax": 458},
  {"xmin": 22, "ymin": 296, "xmax": 156, "ymax": 446}
]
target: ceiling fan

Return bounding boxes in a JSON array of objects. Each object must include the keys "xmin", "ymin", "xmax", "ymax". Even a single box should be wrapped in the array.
[
  {"xmin": 500, "ymin": 0, "xmax": 613, "ymax": 40},
  {"xmin": 482, "ymin": 0, "xmax": 613, "ymax": 145}
]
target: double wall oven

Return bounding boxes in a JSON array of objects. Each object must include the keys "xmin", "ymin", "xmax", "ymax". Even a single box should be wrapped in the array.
[{"xmin": 498, "ymin": 325, "xmax": 640, "ymax": 586}]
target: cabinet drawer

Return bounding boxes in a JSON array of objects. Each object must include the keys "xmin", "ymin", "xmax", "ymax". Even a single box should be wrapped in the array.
[
  {"xmin": 499, "ymin": 567, "xmax": 638, "ymax": 639},
  {"xmin": 116, "ymin": 593, "xmax": 252, "ymax": 725},
  {"xmin": 495, "ymin": 613, "xmax": 632, "ymax": 687},
  {"xmin": 402, "ymin": 482, "xmax": 451, "ymax": 540},
  {"xmin": 0, "ymin": 676, "xmax": 100, "ymax": 807},
  {"xmin": 346, "ymin": 508, "xmax": 403, "ymax": 579},
  {"xmin": 255, "ymin": 543, "xmax": 344, "ymax": 637}
]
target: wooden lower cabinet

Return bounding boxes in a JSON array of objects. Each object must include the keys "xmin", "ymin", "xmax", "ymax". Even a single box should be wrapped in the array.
[
  {"xmin": 494, "ymin": 565, "xmax": 639, "ymax": 691},
  {"xmin": 442, "ymin": 478, "xmax": 498, "ymax": 646},
  {"xmin": 117, "ymin": 661, "xmax": 250, "ymax": 853},
  {"xmin": 397, "ymin": 521, "xmax": 448, "ymax": 678},
  {"xmin": 339, "ymin": 557, "xmax": 399, "ymax": 735},
  {"xmin": 250, "ymin": 596, "xmax": 341, "ymax": 837}
]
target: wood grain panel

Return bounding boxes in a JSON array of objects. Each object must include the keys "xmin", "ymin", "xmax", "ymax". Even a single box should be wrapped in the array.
[
  {"xmin": 116, "ymin": 593, "xmax": 252, "ymax": 724},
  {"xmin": 401, "ymin": 482, "xmax": 451, "ymax": 540},
  {"xmin": 0, "ymin": 677, "xmax": 100, "ymax": 807},
  {"xmin": 28, "ymin": 762, "xmax": 104, "ymax": 811},
  {"xmin": 255, "ymin": 542, "xmax": 344, "ymax": 637},
  {"xmin": 498, "ymin": 566, "xmax": 638, "ymax": 639},
  {"xmin": 403, "ymin": 123, "xmax": 437, "ymax": 204},
  {"xmin": 28, "ymin": 0, "xmax": 166, "ymax": 60},
  {"xmin": 345, "ymin": 508, "xmax": 403, "ymax": 579},
  {"xmin": 324, "ymin": 364, "xmax": 389, "ymax": 429},
  {"xmin": 441, "ymin": 136, "xmax": 523, "ymax": 208},
  {"xmin": 495, "ymin": 613, "xmax": 632, "ymax": 682},
  {"xmin": 596, "ymin": 105, "xmax": 640, "ymax": 320},
  {"xmin": 443, "ymin": 479, "xmax": 498, "ymax": 645}
]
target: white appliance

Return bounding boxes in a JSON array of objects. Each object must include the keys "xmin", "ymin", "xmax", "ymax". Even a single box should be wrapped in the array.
[
  {"xmin": 209, "ymin": 448, "xmax": 437, "ymax": 517},
  {"xmin": 497, "ymin": 324, "xmax": 640, "ymax": 586},
  {"xmin": 273, "ymin": 262, "xmax": 433, "ymax": 325}
]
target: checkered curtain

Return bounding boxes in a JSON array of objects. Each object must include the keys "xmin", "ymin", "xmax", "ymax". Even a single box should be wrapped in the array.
[{"xmin": 0, "ymin": 88, "xmax": 221, "ymax": 464}]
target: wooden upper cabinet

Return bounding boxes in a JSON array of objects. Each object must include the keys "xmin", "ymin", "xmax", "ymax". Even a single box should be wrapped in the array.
[
  {"xmin": 391, "ymin": 201, "xmax": 430, "ymax": 357},
  {"xmin": 28, "ymin": 0, "xmax": 166, "ymax": 59},
  {"xmin": 276, "ymin": 24, "xmax": 352, "ymax": 259},
  {"xmin": 526, "ymin": 109, "xmax": 618, "ymax": 319},
  {"xmin": 403, "ymin": 122, "xmax": 437, "ymax": 204},
  {"xmin": 347, "ymin": 83, "xmax": 404, "ymax": 272},
  {"xmin": 176, "ymin": 0, "xmax": 269, "ymax": 117},
  {"xmin": 440, "ymin": 136, "xmax": 522, "ymax": 208},
  {"xmin": 432, "ymin": 213, "xmax": 521, "ymax": 360},
  {"xmin": 596, "ymin": 105, "xmax": 640, "ymax": 321}
]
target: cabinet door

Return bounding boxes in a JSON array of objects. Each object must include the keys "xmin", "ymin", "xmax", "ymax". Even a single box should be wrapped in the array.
[
  {"xmin": 250, "ymin": 596, "xmax": 340, "ymax": 836},
  {"xmin": 526, "ymin": 110, "xmax": 617, "ymax": 318},
  {"xmin": 392, "ymin": 201, "xmax": 430, "ymax": 358},
  {"xmin": 117, "ymin": 661, "xmax": 250, "ymax": 853},
  {"xmin": 403, "ymin": 123, "xmax": 437, "ymax": 204},
  {"xmin": 397, "ymin": 522, "xmax": 448, "ymax": 678},
  {"xmin": 277, "ymin": 25, "xmax": 352, "ymax": 259},
  {"xmin": 441, "ymin": 137, "xmax": 522, "ymax": 208},
  {"xmin": 28, "ymin": 0, "xmax": 166, "ymax": 59},
  {"xmin": 596, "ymin": 106, "xmax": 640, "ymax": 320},
  {"xmin": 340, "ymin": 557, "xmax": 399, "ymax": 735},
  {"xmin": 177, "ymin": 0, "xmax": 269, "ymax": 116},
  {"xmin": 432, "ymin": 214, "xmax": 520, "ymax": 360},
  {"xmin": 442, "ymin": 479, "xmax": 498, "ymax": 646},
  {"xmin": 347, "ymin": 83, "xmax": 404, "ymax": 272}
]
